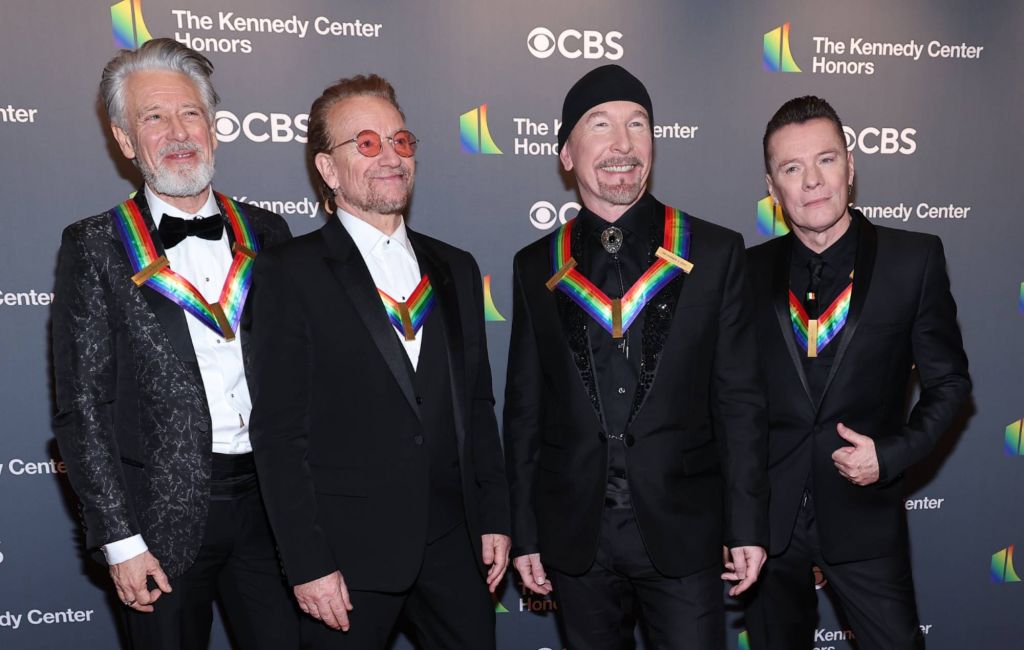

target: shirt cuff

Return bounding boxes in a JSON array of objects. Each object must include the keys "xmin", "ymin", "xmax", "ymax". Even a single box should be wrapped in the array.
[{"xmin": 102, "ymin": 535, "xmax": 148, "ymax": 565}]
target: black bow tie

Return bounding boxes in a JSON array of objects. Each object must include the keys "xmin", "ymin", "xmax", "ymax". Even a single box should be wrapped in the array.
[{"xmin": 158, "ymin": 214, "xmax": 224, "ymax": 249}]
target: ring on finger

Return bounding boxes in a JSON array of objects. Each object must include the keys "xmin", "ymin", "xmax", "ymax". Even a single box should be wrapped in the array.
[{"xmin": 124, "ymin": 599, "xmax": 136, "ymax": 607}]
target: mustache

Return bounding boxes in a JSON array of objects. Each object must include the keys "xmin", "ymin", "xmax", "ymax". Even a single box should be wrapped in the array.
[
  {"xmin": 596, "ymin": 156, "xmax": 643, "ymax": 169},
  {"xmin": 366, "ymin": 166, "xmax": 412, "ymax": 180},
  {"xmin": 157, "ymin": 141, "xmax": 202, "ymax": 157}
]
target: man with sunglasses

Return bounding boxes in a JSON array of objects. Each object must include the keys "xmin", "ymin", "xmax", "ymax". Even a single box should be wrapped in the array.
[{"xmin": 247, "ymin": 74, "xmax": 511, "ymax": 649}]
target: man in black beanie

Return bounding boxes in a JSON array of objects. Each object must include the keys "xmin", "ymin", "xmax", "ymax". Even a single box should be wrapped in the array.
[{"xmin": 503, "ymin": 64, "xmax": 769, "ymax": 648}]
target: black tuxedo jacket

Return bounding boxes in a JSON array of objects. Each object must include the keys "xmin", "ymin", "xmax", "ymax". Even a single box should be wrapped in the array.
[
  {"xmin": 51, "ymin": 190, "xmax": 290, "ymax": 578},
  {"xmin": 504, "ymin": 198, "xmax": 768, "ymax": 577},
  {"xmin": 746, "ymin": 211, "xmax": 970, "ymax": 563},
  {"xmin": 247, "ymin": 217, "xmax": 510, "ymax": 591}
]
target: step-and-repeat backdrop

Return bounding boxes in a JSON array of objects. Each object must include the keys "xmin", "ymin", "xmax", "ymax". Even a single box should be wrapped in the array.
[{"xmin": 1, "ymin": 1, "xmax": 1021, "ymax": 648}]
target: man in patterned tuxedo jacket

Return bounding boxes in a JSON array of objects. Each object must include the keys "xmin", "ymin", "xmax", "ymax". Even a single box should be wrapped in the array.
[
  {"xmin": 52, "ymin": 38, "xmax": 297, "ymax": 649},
  {"xmin": 503, "ymin": 64, "xmax": 769, "ymax": 649}
]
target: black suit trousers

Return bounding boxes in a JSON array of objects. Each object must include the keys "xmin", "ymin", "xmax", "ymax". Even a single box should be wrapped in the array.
[
  {"xmin": 745, "ymin": 492, "xmax": 924, "ymax": 650},
  {"xmin": 121, "ymin": 478, "xmax": 299, "ymax": 650},
  {"xmin": 551, "ymin": 507, "xmax": 725, "ymax": 650},
  {"xmin": 299, "ymin": 522, "xmax": 493, "ymax": 650}
]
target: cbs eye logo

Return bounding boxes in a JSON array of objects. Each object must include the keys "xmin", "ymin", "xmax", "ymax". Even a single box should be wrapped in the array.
[
  {"xmin": 529, "ymin": 201, "xmax": 580, "ymax": 230},
  {"xmin": 214, "ymin": 110, "xmax": 309, "ymax": 144},
  {"xmin": 842, "ymin": 126, "xmax": 917, "ymax": 155},
  {"xmin": 526, "ymin": 27, "xmax": 624, "ymax": 60}
]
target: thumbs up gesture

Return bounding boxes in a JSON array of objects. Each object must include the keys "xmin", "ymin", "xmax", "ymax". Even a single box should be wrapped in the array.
[{"xmin": 831, "ymin": 423, "xmax": 880, "ymax": 486}]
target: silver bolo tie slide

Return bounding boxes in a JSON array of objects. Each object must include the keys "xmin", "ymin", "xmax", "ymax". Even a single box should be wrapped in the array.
[{"xmin": 601, "ymin": 226, "xmax": 624, "ymax": 254}]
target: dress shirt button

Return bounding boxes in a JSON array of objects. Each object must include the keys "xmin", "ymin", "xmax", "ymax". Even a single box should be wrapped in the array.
[
  {"xmin": 624, "ymin": 434, "xmax": 636, "ymax": 447},
  {"xmin": 215, "ymin": 339, "xmax": 221, "ymax": 344},
  {"xmin": 413, "ymin": 435, "xmax": 424, "ymax": 445},
  {"xmin": 617, "ymin": 387, "xmax": 626, "ymax": 395},
  {"xmin": 597, "ymin": 430, "xmax": 607, "ymax": 443}
]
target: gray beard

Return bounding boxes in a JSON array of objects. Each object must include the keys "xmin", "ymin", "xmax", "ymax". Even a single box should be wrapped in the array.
[
  {"xmin": 137, "ymin": 145, "xmax": 216, "ymax": 198},
  {"xmin": 597, "ymin": 180, "xmax": 642, "ymax": 205},
  {"xmin": 338, "ymin": 182, "xmax": 411, "ymax": 217}
]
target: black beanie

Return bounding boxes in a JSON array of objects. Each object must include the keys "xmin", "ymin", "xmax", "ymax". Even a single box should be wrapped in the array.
[{"xmin": 557, "ymin": 64, "xmax": 653, "ymax": 150}]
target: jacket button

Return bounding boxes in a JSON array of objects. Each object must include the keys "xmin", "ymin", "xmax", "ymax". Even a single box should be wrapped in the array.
[
  {"xmin": 416, "ymin": 396, "xmax": 423, "ymax": 405},
  {"xmin": 197, "ymin": 422, "xmax": 209, "ymax": 432},
  {"xmin": 597, "ymin": 431, "xmax": 606, "ymax": 443},
  {"xmin": 413, "ymin": 435, "xmax": 424, "ymax": 445},
  {"xmin": 625, "ymin": 434, "xmax": 636, "ymax": 447}
]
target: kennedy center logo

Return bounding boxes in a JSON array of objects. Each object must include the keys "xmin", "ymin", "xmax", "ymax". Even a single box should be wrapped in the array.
[
  {"xmin": 757, "ymin": 195, "xmax": 789, "ymax": 236},
  {"xmin": 1006, "ymin": 419, "xmax": 1024, "ymax": 457},
  {"xmin": 991, "ymin": 545, "xmax": 1021, "ymax": 583},
  {"xmin": 111, "ymin": 0, "xmax": 153, "ymax": 48},
  {"xmin": 483, "ymin": 275, "xmax": 506, "ymax": 322},
  {"xmin": 460, "ymin": 105, "xmax": 503, "ymax": 155},
  {"xmin": 764, "ymin": 22, "xmax": 801, "ymax": 72}
]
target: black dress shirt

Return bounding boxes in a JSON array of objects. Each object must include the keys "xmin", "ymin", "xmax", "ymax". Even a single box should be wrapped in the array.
[
  {"xmin": 788, "ymin": 218, "xmax": 858, "ymax": 403},
  {"xmin": 578, "ymin": 194, "xmax": 659, "ymax": 509}
]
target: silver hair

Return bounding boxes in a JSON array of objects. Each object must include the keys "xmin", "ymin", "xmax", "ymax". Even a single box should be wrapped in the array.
[{"xmin": 100, "ymin": 38, "xmax": 219, "ymax": 129}]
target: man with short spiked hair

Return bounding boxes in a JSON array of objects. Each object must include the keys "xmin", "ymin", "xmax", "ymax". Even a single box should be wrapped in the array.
[{"xmin": 744, "ymin": 95, "xmax": 970, "ymax": 650}]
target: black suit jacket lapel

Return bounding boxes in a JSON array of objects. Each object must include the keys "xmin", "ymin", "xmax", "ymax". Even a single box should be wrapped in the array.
[
  {"xmin": 554, "ymin": 219, "xmax": 607, "ymax": 430},
  {"xmin": 320, "ymin": 217, "xmax": 421, "ymax": 419},
  {"xmin": 410, "ymin": 233, "xmax": 467, "ymax": 452},
  {"xmin": 815, "ymin": 213, "xmax": 877, "ymax": 411},
  {"xmin": 771, "ymin": 234, "xmax": 815, "ymax": 406},
  {"xmin": 125, "ymin": 190, "xmax": 201, "ymax": 370}
]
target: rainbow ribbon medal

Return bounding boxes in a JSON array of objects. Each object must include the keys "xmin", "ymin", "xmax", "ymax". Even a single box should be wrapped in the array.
[
  {"xmin": 110, "ymin": 192, "xmax": 259, "ymax": 341},
  {"xmin": 789, "ymin": 280, "xmax": 853, "ymax": 357},
  {"xmin": 378, "ymin": 275, "xmax": 436, "ymax": 341},
  {"xmin": 546, "ymin": 205, "xmax": 693, "ymax": 338}
]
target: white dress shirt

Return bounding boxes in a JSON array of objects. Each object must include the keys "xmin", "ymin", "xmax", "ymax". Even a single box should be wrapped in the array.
[
  {"xmin": 103, "ymin": 186, "xmax": 254, "ymax": 564},
  {"xmin": 338, "ymin": 209, "xmax": 424, "ymax": 369}
]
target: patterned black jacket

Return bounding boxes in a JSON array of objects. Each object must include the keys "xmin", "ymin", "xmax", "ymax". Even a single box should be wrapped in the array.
[{"xmin": 51, "ymin": 189, "xmax": 289, "ymax": 578}]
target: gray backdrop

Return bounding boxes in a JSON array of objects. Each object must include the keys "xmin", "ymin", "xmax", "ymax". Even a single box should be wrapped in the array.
[{"xmin": 1, "ymin": 1, "xmax": 1021, "ymax": 648}]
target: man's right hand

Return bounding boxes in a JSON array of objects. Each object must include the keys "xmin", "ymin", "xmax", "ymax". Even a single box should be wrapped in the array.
[
  {"xmin": 294, "ymin": 571, "xmax": 353, "ymax": 631},
  {"xmin": 109, "ymin": 551, "xmax": 172, "ymax": 613},
  {"xmin": 513, "ymin": 553, "xmax": 553, "ymax": 595}
]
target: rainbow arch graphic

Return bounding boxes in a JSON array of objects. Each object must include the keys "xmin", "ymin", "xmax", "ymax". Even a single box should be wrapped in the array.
[
  {"xmin": 991, "ymin": 545, "xmax": 1021, "ymax": 583},
  {"xmin": 764, "ymin": 22, "xmax": 801, "ymax": 73},
  {"xmin": 111, "ymin": 0, "xmax": 153, "ymax": 49},
  {"xmin": 460, "ymin": 105, "xmax": 503, "ymax": 155},
  {"xmin": 483, "ymin": 275, "xmax": 506, "ymax": 321},
  {"xmin": 1006, "ymin": 419, "xmax": 1024, "ymax": 456},
  {"xmin": 757, "ymin": 195, "xmax": 789, "ymax": 237}
]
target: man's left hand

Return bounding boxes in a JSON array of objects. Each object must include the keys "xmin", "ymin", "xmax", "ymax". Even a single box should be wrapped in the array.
[
  {"xmin": 832, "ymin": 423, "xmax": 880, "ymax": 486},
  {"xmin": 721, "ymin": 545, "xmax": 767, "ymax": 597},
  {"xmin": 481, "ymin": 534, "xmax": 511, "ymax": 593}
]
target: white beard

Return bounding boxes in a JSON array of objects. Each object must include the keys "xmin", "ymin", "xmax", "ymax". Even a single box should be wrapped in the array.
[{"xmin": 138, "ymin": 142, "xmax": 215, "ymax": 198}]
